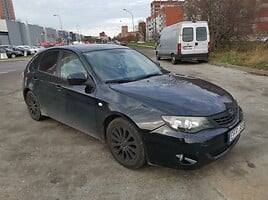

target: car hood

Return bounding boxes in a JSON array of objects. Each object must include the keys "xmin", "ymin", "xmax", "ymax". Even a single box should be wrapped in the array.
[{"xmin": 109, "ymin": 74, "xmax": 235, "ymax": 116}]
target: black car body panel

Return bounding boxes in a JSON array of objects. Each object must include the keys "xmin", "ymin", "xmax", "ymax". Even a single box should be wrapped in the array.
[{"xmin": 23, "ymin": 44, "xmax": 244, "ymax": 169}]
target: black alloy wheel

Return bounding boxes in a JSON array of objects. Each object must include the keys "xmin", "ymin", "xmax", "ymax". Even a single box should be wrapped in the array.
[
  {"xmin": 171, "ymin": 54, "xmax": 177, "ymax": 65},
  {"xmin": 25, "ymin": 91, "xmax": 44, "ymax": 121},
  {"xmin": 106, "ymin": 118, "xmax": 146, "ymax": 169}
]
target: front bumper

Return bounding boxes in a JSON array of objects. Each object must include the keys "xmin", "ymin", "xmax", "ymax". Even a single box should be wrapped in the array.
[{"xmin": 142, "ymin": 110, "xmax": 244, "ymax": 169}]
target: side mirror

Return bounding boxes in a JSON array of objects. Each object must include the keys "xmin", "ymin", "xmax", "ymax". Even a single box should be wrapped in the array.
[{"xmin": 67, "ymin": 72, "xmax": 87, "ymax": 85}]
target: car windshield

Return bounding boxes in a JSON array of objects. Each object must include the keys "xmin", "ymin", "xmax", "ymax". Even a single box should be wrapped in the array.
[{"xmin": 84, "ymin": 49, "xmax": 166, "ymax": 83}]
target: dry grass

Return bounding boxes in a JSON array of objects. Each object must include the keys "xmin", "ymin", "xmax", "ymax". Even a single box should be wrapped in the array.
[{"xmin": 210, "ymin": 43, "xmax": 268, "ymax": 70}]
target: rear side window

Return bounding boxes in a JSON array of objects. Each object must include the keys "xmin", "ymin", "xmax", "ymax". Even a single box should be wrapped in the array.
[
  {"xmin": 196, "ymin": 27, "xmax": 207, "ymax": 41},
  {"xmin": 39, "ymin": 51, "xmax": 59, "ymax": 75},
  {"xmin": 182, "ymin": 28, "xmax": 193, "ymax": 42}
]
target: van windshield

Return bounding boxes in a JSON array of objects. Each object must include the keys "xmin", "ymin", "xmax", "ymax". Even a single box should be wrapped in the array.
[
  {"xmin": 182, "ymin": 28, "xmax": 193, "ymax": 42},
  {"xmin": 196, "ymin": 27, "xmax": 207, "ymax": 41}
]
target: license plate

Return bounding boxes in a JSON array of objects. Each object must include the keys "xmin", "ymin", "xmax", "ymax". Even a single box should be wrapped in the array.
[{"xmin": 228, "ymin": 121, "xmax": 245, "ymax": 143}]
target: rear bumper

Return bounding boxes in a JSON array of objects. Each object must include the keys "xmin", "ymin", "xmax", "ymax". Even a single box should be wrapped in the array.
[
  {"xmin": 142, "ymin": 109, "xmax": 244, "ymax": 170},
  {"xmin": 176, "ymin": 53, "xmax": 209, "ymax": 61}
]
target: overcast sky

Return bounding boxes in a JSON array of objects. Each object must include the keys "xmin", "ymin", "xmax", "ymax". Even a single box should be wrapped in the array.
[{"xmin": 12, "ymin": 0, "xmax": 152, "ymax": 37}]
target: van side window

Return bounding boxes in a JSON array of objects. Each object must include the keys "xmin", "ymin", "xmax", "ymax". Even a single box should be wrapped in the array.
[
  {"xmin": 196, "ymin": 27, "xmax": 207, "ymax": 41},
  {"xmin": 182, "ymin": 28, "xmax": 193, "ymax": 42}
]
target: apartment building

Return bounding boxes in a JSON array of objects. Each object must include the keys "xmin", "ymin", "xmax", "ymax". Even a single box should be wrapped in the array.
[
  {"xmin": 146, "ymin": 0, "xmax": 184, "ymax": 41},
  {"xmin": 0, "ymin": 0, "xmax": 15, "ymax": 20}
]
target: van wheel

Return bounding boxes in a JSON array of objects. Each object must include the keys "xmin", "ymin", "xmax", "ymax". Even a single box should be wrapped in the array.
[
  {"xmin": 156, "ymin": 52, "xmax": 161, "ymax": 60},
  {"xmin": 171, "ymin": 54, "xmax": 177, "ymax": 65}
]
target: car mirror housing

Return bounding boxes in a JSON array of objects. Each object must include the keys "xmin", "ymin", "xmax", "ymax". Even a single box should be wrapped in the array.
[{"xmin": 67, "ymin": 72, "xmax": 87, "ymax": 85}]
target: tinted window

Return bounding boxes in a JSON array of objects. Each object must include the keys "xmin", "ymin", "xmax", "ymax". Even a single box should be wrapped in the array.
[
  {"xmin": 59, "ymin": 51, "xmax": 87, "ymax": 79},
  {"xmin": 29, "ymin": 53, "xmax": 42, "ymax": 70},
  {"xmin": 196, "ymin": 27, "xmax": 207, "ymax": 41},
  {"xmin": 39, "ymin": 51, "xmax": 59, "ymax": 75},
  {"xmin": 182, "ymin": 28, "xmax": 193, "ymax": 42},
  {"xmin": 85, "ymin": 49, "xmax": 163, "ymax": 82}
]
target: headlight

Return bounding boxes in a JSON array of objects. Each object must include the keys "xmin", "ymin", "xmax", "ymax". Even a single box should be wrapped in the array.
[{"xmin": 161, "ymin": 116, "xmax": 212, "ymax": 133}]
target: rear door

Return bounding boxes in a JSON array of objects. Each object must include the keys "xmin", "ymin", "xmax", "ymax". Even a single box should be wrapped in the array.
[
  {"xmin": 33, "ymin": 50, "xmax": 64, "ymax": 119},
  {"xmin": 194, "ymin": 24, "xmax": 209, "ymax": 54},
  {"xmin": 181, "ymin": 26, "xmax": 195, "ymax": 55}
]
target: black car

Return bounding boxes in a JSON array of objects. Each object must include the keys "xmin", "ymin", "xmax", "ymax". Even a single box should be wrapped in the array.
[
  {"xmin": 23, "ymin": 44, "xmax": 245, "ymax": 169},
  {"xmin": 0, "ymin": 47, "xmax": 23, "ymax": 58}
]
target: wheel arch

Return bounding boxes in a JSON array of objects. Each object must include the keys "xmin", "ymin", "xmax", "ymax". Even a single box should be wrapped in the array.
[
  {"xmin": 23, "ymin": 88, "xmax": 30, "ymax": 100},
  {"xmin": 102, "ymin": 112, "xmax": 140, "ymax": 142}
]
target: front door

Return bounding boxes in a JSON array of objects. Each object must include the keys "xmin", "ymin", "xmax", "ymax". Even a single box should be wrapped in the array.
[{"xmin": 57, "ymin": 50, "xmax": 97, "ymax": 136}]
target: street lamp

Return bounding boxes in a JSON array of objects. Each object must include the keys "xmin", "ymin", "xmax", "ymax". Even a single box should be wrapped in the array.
[
  {"xmin": 53, "ymin": 14, "xmax": 63, "ymax": 30},
  {"xmin": 123, "ymin": 8, "xmax": 134, "ymax": 32}
]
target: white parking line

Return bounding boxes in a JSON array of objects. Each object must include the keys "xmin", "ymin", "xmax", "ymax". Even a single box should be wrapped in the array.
[{"xmin": 0, "ymin": 70, "xmax": 17, "ymax": 75}]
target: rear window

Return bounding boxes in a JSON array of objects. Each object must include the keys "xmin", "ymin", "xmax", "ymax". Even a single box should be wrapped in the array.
[
  {"xmin": 182, "ymin": 28, "xmax": 193, "ymax": 42},
  {"xmin": 196, "ymin": 27, "xmax": 207, "ymax": 41}
]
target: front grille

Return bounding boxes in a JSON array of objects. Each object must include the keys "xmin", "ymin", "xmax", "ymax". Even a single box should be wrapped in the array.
[
  {"xmin": 213, "ymin": 114, "xmax": 235, "ymax": 126},
  {"xmin": 211, "ymin": 106, "xmax": 238, "ymax": 127}
]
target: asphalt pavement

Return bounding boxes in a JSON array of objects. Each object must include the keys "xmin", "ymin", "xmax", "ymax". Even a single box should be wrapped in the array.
[{"xmin": 0, "ymin": 51, "xmax": 268, "ymax": 200}]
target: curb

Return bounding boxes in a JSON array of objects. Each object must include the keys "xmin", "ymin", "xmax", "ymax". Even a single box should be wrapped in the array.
[
  {"xmin": 210, "ymin": 61, "xmax": 268, "ymax": 77},
  {"xmin": 0, "ymin": 57, "xmax": 31, "ymax": 63}
]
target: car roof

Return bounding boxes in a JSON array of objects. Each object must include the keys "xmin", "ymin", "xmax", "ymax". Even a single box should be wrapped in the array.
[{"xmin": 50, "ymin": 44, "xmax": 129, "ymax": 53}]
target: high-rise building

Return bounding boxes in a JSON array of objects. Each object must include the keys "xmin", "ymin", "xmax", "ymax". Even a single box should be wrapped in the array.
[
  {"xmin": 146, "ymin": 0, "xmax": 184, "ymax": 41},
  {"xmin": 0, "ymin": 0, "xmax": 15, "ymax": 20}
]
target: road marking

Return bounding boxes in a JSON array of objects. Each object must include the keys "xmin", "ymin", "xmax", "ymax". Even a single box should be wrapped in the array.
[{"xmin": 0, "ymin": 70, "xmax": 17, "ymax": 75}]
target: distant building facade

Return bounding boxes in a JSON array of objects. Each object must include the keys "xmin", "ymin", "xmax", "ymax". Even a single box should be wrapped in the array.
[
  {"xmin": 0, "ymin": 0, "xmax": 15, "ymax": 20},
  {"xmin": 146, "ymin": 0, "xmax": 184, "ymax": 41},
  {"xmin": 255, "ymin": 0, "xmax": 268, "ymax": 33}
]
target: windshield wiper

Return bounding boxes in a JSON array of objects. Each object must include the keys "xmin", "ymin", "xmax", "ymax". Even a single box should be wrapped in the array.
[
  {"xmin": 137, "ymin": 72, "xmax": 163, "ymax": 80},
  {"xmin": 105, "ymin": 78, "xmax": 136, "ymax": 84},
  {"xmin": 106, "ymin": 72, "xmax": 165, "ymax": 84}
]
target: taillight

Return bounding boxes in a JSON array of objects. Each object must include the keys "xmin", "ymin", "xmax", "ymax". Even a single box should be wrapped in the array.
[
  {"xmin": 178, "ymin": 43, "xmax": 181, "ymax": 54},
  {"xmin": 208, "ymin": 42, "xmax": 211, "ymax": 52}
]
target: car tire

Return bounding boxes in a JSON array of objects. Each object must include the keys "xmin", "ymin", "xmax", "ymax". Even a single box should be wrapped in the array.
[
  {"xmin": 156, "ymin": 52, "xmax": 161, "ymax": 60},
  {"xmin": 25, "ymin": 91, "xmax": 44, "ymax": 121},
  {"xmin": 171, "ymin": 54, "xmax": 178, "ymax": 65},
  {"xmin": 106, "ymin": 117, "xmax": 146, "ymax": 169},
  {"xmin": 11, "ymin": 54, "xmax": 16, "ymax": 58}
]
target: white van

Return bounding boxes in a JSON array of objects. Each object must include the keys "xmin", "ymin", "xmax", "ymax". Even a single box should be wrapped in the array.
[{"xmin": 156, "ymin": 21, "xmax": 210, "ymax": 64}]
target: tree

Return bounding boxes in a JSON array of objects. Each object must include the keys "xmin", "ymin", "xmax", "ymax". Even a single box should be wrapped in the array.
[{"xmin": 184, "ymin": 0, "xmax": 256, "ymax": 47}]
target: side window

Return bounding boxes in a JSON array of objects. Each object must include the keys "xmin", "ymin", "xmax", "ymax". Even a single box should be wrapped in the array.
[
  {"xmin": 59, "ymin": 51, "xmax": 87, "ymax": 79},
  {"xmin": 182, "ymin": 28, "xmax": 193, "ymax": 42},
  {"xmin": 39, "ymin": 51, "xmax": 59, "ymax": 75},
  {"xmin": 29, "ymin": 53, "xmax": 42, "ymax": 70},
  {"xmin": 196, "ymin": 27, "xmax": 207, "ymax": 41}
]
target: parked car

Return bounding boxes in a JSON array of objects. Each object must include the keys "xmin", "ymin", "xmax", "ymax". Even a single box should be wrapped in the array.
[
  {"xmin": 17, "ymin": 46, "xmax": 35, "ymax": 55},
  {"xmin": 156, "ymin": 21, "xmax": 210, "ymax": 64},
  {"xmin": 23, "ymin": 44, "xmax": 245, "ymax": 169},
  {"xmin": 261, "ymin": 37, "xmax": 268, "ymax": 43},
  {"xmin": 0, "ymin": 47, "xmax": 23, "ymax": 58}
]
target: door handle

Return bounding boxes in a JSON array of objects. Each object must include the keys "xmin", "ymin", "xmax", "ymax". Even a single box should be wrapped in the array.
[{"xmin": 33, "ymin": 77, "xmax": 38, "ymax": 80}]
